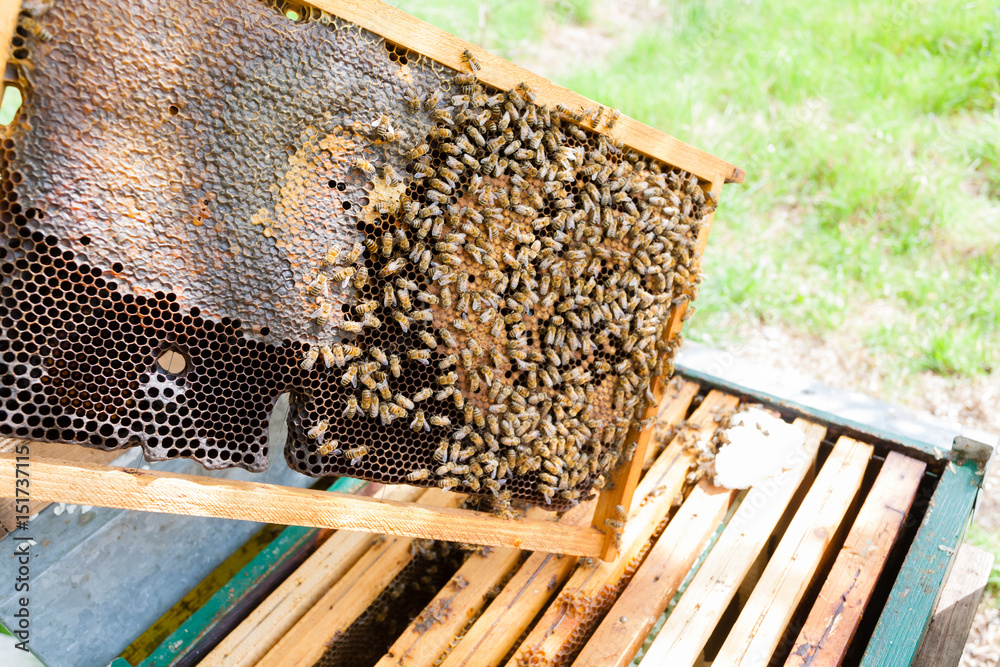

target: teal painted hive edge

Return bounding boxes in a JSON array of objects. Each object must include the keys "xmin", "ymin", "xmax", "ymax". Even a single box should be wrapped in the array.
[
  {"xmin": 859, "ymin": 458, "xmax": 985, "ymax": 667},
  {"xmin": 677, "ymin": 364, "xmax": 955, "ymax": 461},
  {"xmin": 136, "ymin": 476, "xmax": 367, "ymax": 667}
]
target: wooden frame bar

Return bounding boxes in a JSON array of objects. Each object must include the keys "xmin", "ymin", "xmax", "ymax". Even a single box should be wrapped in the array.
[
  {"xmin": 912, "ymin": 543, "xmax": 996, "ymax": 667},
  {"xmin": 507, "ymin": 391, "xmax": 738, "ymax": 666},
  {"xmin": 198, "ymin": 484, "xmax": 426, "ymax": 666},
  {"xmin": 573, "ymin": 479, "xmax": 737, "ymax": 667},
  {"xmin": 0, "ymin": 453, "xmax": 605, "ymax": 556},
  {"xmin": 257, "ymin": 489, "xmax": 465, "ymax": 666},
  {"xmin": 589, "ymin": 175, "xmax": 725, "ymax": 560},
  {"xmin": 0, "ymin": 0, "xmax": 20, "ymax": 78}
]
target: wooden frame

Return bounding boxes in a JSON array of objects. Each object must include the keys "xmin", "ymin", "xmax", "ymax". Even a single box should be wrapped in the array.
[{"xmin": 0, "ymin": 0, "xmax": 741, "ymax": 561}]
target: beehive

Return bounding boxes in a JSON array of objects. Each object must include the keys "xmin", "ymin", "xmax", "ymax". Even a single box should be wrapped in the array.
[{"xmin": 0, "ymin": 0, "xmax": 739, "ymax": 509}]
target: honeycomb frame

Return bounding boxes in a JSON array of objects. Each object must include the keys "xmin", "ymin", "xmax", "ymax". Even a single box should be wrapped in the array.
[{"xmin": 0, "ymin": 0, "xmax": 741, "ymax": 512}]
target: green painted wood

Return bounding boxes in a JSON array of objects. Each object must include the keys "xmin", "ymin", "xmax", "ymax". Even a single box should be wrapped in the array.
[
  {"xmin": 137, "ymin": 476, "xmax": 366, "ymax": 667},
  {"xmin": 111, "ymin": 660, "xmax": 133, "ymax": 667},
  {"xmin": 859, "ymin": 459, "xmax": 985, "ymax": 667}
]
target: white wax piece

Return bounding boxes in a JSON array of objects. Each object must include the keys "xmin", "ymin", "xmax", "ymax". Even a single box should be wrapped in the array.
[{"xmin": 714, "ymin": 407, "xmax": 806, "ymax": 489}]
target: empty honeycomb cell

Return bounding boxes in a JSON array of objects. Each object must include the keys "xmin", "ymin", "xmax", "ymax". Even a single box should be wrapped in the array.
[{"xmin": 0, "ymin": 0, "xmax": 714, "ymax": 509}]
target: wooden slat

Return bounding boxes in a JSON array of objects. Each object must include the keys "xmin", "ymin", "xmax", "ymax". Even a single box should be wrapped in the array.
[
  {"xmin": 302, "ymin": 0, "xmax": 742, "ymax": 185},
  {"xmin": 713, "ymin": 436, "xmax": 874, "ymax": 665},
  {"xmin": 572, "ymin": 479, "xmax": 737, "ymax": 667},
  {"xmin": 0, "ymin": 454, "xmax": 605, "ymax": 556},
  {"xmin": 0, "ymin": 440, "xmax": 124, "ymax": 540},
  {"xmin": 860, "ymin": 458, "xmax": 985, "ymax": 667},
  {"xmin": 913, "ymin": 543, "xmax": 996, "ymax": 667},
  {"xmin": 257, "ymin": 489, "xmax": 464, "ymax": 666},
  {"xmin": 198, "ymin": 484, "xmax": 425, "ymax": 667},
  {"xmin": 591, "ymin": 177, "xmax": 723, "ymax": 560},
  {"xmin": 376, "ymin": 507, "xmax": 553, "ymax": 667},
  {"xmin": 639, "ymin": 419, "xmax": 827, "ymax": 667},
  {"xmin": 507, "ymin": 391, "xmax": 739, "ymax": 667},
  {"xmin": 438, "ymin": 501, "xmax": 594, "ymax": 667},
  {"xmin": 786, "ymin": 451, "xmax": 926, "ymax": 667}
]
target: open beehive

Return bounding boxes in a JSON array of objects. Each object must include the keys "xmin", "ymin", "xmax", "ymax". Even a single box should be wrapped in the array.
[{"xmin": 0, "ymin": 0, "xmax": 739, "ymax": 532}]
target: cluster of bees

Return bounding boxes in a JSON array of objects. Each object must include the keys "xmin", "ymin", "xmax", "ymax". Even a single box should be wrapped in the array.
[{"xmin": 297, "ymin": 52, "xmax": 714, "ymax": 509}]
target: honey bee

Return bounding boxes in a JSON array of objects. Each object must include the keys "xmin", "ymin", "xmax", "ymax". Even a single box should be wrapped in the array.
[
  {"xmin": 389, "ymin": 354, "xmax": 402, "ymax": 378},
  {"xmin": 429, "ymin": 127, "xmax": 454, "ymax": 142},
  {"xmin": 410, "ymin": 410, "xmax": 429, "ymax": 432},
  {"xmin": 415, "ymin": 291, "xmax": 439, "ymax": 306},
  {"xmin": 307, "ymin": 273, "xmax": 328, "ymax": 297},
  {"xmin": 461, "ymin": 48, "xmax": 481, "ymax": 72},
  {"xmin": 316, "ymin": 438, "xmax": 341, "ymax": 456},
  {"xmin": 440, "ymin": 286, "xmax": 453, "ymax": 309},
  {"xmin": 607, "ymin": 108, "xmax": 621, "ymax": 129},
  {"xmin": 417, "ymin": 249, "xmax": 432, "ymax": 273},
  {"xmin": 404, "ymin": 87, "xmax": 421, "ymax": 110},
  {"xmin": 417, "ymin": 330, "xmax": 437, "ymax": 349},
  {"xmin": 362, "ymin": 313, "xmax": 382, "ymax": 329},
  {"xmin": 307, "ymin": 419, "xmax": 329, "ymax": 439},
  {"xmin": 332, "ymin": 266, "xmax": 356, "ymax": 284},
  {"xmin": 515, "ymin": 81, "xmax": 537, "ymax": 103},
  {"xmin": 396, "ymin": 290, "xmax": 412, "ymax": 312},
  {"xmin": 353, "ymin": 265, "xmax": 370, "ymax": 290},
  {"xmin": 407, "ymin": 143, "xmax": 430, "ymax": 160},
  {"xmin": 354, "ymin": 159, "xmax": 376, "ymax": 177},
  {"xmin": 343, "ymin": 345, "xmax": 364, "ymax": 361},
  {"xmin": 377, "ymin": 257, "xmax": 404, "ymax": 278},
  {"xmin": 340, "ymin": 364, "xmax": 359, "ymax": 388},
  {"xmin": 406, "ymin": 468, "xmax": 430, "ymax": 482},
  {"xmin": 345, "ymin": 241, "xmax": 364, "ymax": 264},
  {"xmin": 437, "ymin": 476, "xmax": 461, "ymax": 490},
  {"xmin": 311, "ymin": 303, "xmax": 333, "ymax": 327},
  {"xmin": 300, "ymin": 348, "xmax": 319, "ymax": 371},
  {"xmin": 344, "ymin": 445, "xmax": 369, "ymax": 462},
  {"xmin": 339, "ymin": 396, "xmax": 358, "ymax": 418},
  {"xmin": 430, "ymin": 414, "xmax": 452, "ymax": 427},
  {"xmin": 392, "ymin": 310, "xmax": 411, "ymax": 333},
  {"xmin": 407, "ymin": 349, "xmax": 431, "ymax": 364}
]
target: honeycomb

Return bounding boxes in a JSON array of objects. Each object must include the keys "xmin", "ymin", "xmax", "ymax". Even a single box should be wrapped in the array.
[{"xmin": 0, "ymin": 0, "xmax": 715, "ymax": 508}]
